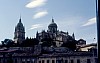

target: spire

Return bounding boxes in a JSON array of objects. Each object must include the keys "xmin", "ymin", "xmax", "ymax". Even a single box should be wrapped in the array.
[
  {"xmin": 52, "ymin": 17, "xmax": 54, "ymax": 23},
  {"xmin": 36, "ymin": 31, "xmax": 39, "ymax": 39},
  {"xmin": 36, "ymin": 31, "xmax": 39, "ymax": 36},
  {"xmin": 37, "ymin": 31, "xmax": 38, "ymax": 34},
  {"xmin": 19, "ymin": 14, "xmax": 21, "ymax": 23},
  {"xmin": 72, "ymin": 32, "xmax": 75, "ymax": 39},
  {"xmin": 67, "ymin": 31, "xmax": 69, "ymax": 35}
]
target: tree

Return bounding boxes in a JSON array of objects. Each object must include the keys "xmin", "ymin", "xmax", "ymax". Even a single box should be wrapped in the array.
[
  {"xmin": 41, "ymin": 38, "xmax": 54, "ymax": 47},
  {"xmin": 1, "ymin": 39, "xmax": 14, "ymax": 47},
  {"xmin": 61, "ymin": 39, "xmax": 78, "ymax": 51},
  {"xmin": 21, "ymin": 38, "xmax": 39, "ymax": 47}
]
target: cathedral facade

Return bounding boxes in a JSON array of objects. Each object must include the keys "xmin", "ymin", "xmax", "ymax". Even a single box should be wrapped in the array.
[
  {"xmin": 13, "ymin": 17, "xmax": 85, "ymax": 48},
  {"xmin": 0, "ymin": 17, "xmax": 98, "ymax": 63},
  {"xmin": 36, "ymin": 18, "xmax": 76, "ymax": 47}
]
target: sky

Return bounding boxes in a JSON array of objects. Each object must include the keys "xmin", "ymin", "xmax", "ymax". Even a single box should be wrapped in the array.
[{"xmin": 0, "ymin": 0, "xmax": 97, "ymax": 44}]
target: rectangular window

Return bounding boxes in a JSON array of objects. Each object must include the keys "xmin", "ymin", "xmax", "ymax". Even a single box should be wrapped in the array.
[
  {"xmin": 87, "ymin": 59, "xmax": 91, "ymax": 63},
  {"xmin": 70, "ymin": 60, "xmax": 74, "ymax": 63},
  {"xmin": 52, "ymin": 60, "xmax": 55, "ymax": 63},
  {"xmin": 47, "ymin": 60, "xmax": 49, "ymax": 63},
  {"xmin": 22, "ymin": 62, "xmax": 25, "ymax": 63},
  {"xmin": 77, "ymin": 59, "xmax": 80, "ymax": 63},
  {"xmin": 42, "ymin": 60, "xmax": 44, "ymax": 63},
  {"xmin": 65, "ymin": 60, "xmax": 68, "ymax": 63},
  {"xmin": 14, "ymin": 59, "xmax": 17, "ymax": 63},
  {"xmin": 95, "ymin": 58, "xmax": 98, "ymax": 63},
  {"xmin": 27, "ymin": 61, "xmax": 31, "ymax": 63},
  {"xmin": 39, "ymin": 61, "xmax": 41, "ymax": 63}
]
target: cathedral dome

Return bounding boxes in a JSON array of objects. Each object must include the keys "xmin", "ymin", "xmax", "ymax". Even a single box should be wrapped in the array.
[
  {"xmin": 48, "ymin": 19, "xmax": 57, "ymax": 28},
  {"xmin": 15, "ymin": 18, "xmax": 25, "ymax": 32},
  {"xmin": 17, "ymin": 19, "xmax": 24, "ymax": 28},
  {"xmin": 48, "ymin": 18, "xmax": 58, "ymax": 33}
]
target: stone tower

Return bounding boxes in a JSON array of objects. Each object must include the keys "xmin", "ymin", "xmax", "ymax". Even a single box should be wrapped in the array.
[{"xmin": 14, "ymin": 17, "xmax": 25, "ymax": 44}]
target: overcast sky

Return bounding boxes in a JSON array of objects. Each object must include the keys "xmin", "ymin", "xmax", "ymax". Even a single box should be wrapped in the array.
[{"xmin": 0, "ymin": 0, "xmax": 97, "ymax": 44}]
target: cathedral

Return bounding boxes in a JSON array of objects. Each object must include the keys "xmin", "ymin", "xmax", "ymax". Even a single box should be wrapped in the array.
[
  {"xmin": 36, "ymin": 18, "xmax": 76, "ymax": 47},
  {"xmin": 13, "ymin": 17, "xmax": 77, "ymax": 47},
  {"xmin": 12, "ymin": 17, "xmax": 88, "ymax": 48},
  {"xmin": 0, "ymin": 17, "xmax": 97, "ymax": 63}
]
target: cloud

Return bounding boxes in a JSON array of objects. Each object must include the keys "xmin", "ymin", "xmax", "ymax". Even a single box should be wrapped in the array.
[
  {"xmin": 26, "ymin": 0, "xmax": 47, "ymax": 8},
  {"xmin": 25, "ymin": 0, "xmax": 48, "ymax": 19},
  {"xmin": 29, "ymin": 24, "xmax": 43, "ymax": 30},
  {"xmin": 33, "ymin": 11, "xmax": 48, "ymax": 19},
  {"xmin": 82, "ymin": 17, "xmax": 96, "ymax": 26}
]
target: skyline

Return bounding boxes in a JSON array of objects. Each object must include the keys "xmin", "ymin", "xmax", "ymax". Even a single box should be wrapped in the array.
[{"xmin": 0, "ymin": 0, "xmax": 97, "ymax": 44}]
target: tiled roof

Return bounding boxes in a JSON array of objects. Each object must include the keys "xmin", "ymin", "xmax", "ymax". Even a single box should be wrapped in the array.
[
  {"xmin": 80, "ymin": 43, "xmax": 97, "ymax": 48},
  {"xmin": 39, "ymin": 51, "xmax": 93, "ymax": 58}
]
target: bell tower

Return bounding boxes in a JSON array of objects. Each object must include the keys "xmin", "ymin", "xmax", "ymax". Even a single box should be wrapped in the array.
[{"xmin": 14, "ymin": 17, "xmax": 25, "ymax": 44}]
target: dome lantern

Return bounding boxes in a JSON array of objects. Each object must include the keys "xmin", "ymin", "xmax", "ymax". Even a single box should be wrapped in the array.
[{"xmin": 48, "ymin": 18, "xmax": 58, "ymax": 33}]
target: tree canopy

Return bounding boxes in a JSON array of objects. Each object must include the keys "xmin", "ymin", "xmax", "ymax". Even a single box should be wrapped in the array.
[
  {"xmin": 20, "ymin": 38, "xmax": 39, "ymax": 47},
  {"xmin": 61, "ymin": 39, "xmax": 78, "ymax": 51}
]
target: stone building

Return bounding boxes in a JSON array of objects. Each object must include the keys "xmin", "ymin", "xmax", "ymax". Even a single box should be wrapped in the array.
[
  {"xmin": 0, "ymin": 17, "xmax": 98, "ymax": 63},
  {"xmin": 79, "ymin": 43, "xmax": 97, "ymax": 51},
  {"xmin": 14, "ymin": 17, "xmax": 25, "ymax": 44},
  {"xmin": 0, "ymin": 45, "xmax": 98, "ymax": 63},
  {"xmin": 36, "ymin": 18, "xmax": 76, "ymax": 47}
]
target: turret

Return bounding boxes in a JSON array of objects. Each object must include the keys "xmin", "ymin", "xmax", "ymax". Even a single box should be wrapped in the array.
[
  {"xmin": 72, "ymin": 33, "xmax": 75, "ymax": 40},
  {"xmin": 66, "ymin": 31, "xmax": 69, "ymax": 35},
  {"xmin": 36, "ymin": 31, "xmax": 39, "ymax": 39}
]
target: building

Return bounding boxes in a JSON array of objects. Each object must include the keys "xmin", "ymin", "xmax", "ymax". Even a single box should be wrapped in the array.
[
  {"xmin": 0, "ymin": 45, "xmax": 97, "ymax": 63},
  {"xmin": 36, "ymin": 18, "xmax": 76, "ymax": 47},
  {"xmin": 0, "ymin": 17, "xmax": 98, "ymax": 63},
  {"xmin": 14, "ymin": 17, "xmax": 25, "ymax": 44},
  {"xmin": 79, "ymin": 43, "xmax": 97, "ymax": 51}
]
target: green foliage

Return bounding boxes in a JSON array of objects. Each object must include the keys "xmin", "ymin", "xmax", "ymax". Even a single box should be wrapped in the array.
[
  {"xmin": 1, "ymin": 39, "xmax": 15, "ymax": 47},
  {"xmin": 61, "ymin": 40, "xmax": 78, "ymax": 51},
  {"xmin": 21, "ymin": 38, "xmax": 39, "ymax": 47},
  {"xmin": 41, "ymin": 38, "xmax": 56, "ymax": 47}
]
